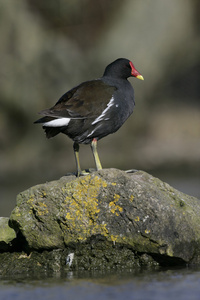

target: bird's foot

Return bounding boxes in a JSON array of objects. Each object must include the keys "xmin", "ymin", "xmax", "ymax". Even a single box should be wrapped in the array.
[
  {"xmin": 78, "ymin": 168, "xmax": 96, "ymax": 176},
  {"xmin": 65, "ymin": 168, "xmax": 98, "ymax": 177},
  {"xmin": 125, "ymin": 169, "xmax": 138, "ymax": 173}
]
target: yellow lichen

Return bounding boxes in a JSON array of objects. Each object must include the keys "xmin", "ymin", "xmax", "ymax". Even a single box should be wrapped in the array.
[
  {"xmin": 62, "ymin": 175, "xmax": 109, "ymax": 243},
  {"xmin": 27, "ymin": 195, "xmax": 49, "ymax": 216},
  {"xmin": 62, "ymin": 187, "xmax": 67, "ymax": 193},
  {"xmin": 35, "ymin": 201, "xmax": 49, "ymax": 216},
  {"xmin": 27, "ymin": 197, "xmax": 34, "ymax": 205},
  {"xmin": 40, "ymin": 191, "xmax": 47, "ymax": 198},
  {"xmin": 114, "ymin": 194, "xmax": 120, "ymax": 201},
  {"xmin": 135, "ymin": 216, "xmax": 140, "ymax": 222},
  {"xmin": 110, "ymin": 235, "xmax": 118, "ymax": 242},
  {"xmin": 14, "ymin": 207, "xmax": 21, "ymax": 217},
  {"xmin": 65, "ymin": 212, "xmax": 73, "ymax": 220},
  {"xmin": 109, "ymin": 194, "xmax": 123, "ymax": 216},
  {"xmin": 100, "ymin": 223, "xmax": 109, "ymax": 236}
]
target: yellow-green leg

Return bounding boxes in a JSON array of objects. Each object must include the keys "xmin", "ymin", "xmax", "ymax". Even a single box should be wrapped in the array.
[
  {"xmin": 73, "ymin": 142, "xmax": 82, "ymax": 177},
  {"xmin": 91, "ymin": 138, "xmax": 102, "ymax": 171}
]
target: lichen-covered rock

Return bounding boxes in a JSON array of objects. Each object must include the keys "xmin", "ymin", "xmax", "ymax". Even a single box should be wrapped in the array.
[
  {"xmin": 0, "ymin": 217, "xmax": 16, "ymax": 251},
  {"xmin": 9, "ymin": 169, "xmax": 200, "ymax": 265}
]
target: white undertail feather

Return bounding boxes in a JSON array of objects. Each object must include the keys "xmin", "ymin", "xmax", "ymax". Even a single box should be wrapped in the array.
[{"xmin": 43, "ymin": 117, "xmax": 71, "ymax": 127}]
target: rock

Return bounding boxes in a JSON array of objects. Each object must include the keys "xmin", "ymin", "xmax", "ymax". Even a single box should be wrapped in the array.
[
  {"xmin": 8, "ymin": 169, "xmax": 200, "ymax": 268},
  {"xmin": 0, "ymin": 217, "xmax": 16, "ymax": 251},
  {"xmin": 0, "ymin": 241, "xmax": 159, "ymax": 277}
]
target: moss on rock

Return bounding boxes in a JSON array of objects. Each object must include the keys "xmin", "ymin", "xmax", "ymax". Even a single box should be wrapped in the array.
[{"xmin": 0, "ymin": 217, "xmax": 16, "ymax": 251}]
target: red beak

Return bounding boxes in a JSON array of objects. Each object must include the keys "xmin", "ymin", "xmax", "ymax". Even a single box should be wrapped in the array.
[{"xmin": 129, "ymin": 61, "xmax": 144, "ymax": 80}]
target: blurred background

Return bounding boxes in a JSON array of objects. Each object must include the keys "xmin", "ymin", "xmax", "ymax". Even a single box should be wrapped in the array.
[{"xmin": 0, "ymin": 0, "xmax": 200, "ymax": 216}]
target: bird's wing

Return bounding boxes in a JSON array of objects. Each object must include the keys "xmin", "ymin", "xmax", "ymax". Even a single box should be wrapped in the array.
[{"xmin": 39, "ymin": 80, "xmax": 117, "ymax": 120}]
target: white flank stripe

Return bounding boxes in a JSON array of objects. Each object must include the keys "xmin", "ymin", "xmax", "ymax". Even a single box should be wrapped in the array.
[
  {"xmin": 92, "ymin": 96, "xmax": 115, "ymax": 125},
  {"xmin": 87, "ymin": 128, "xmax": 96, "ymax": 137},
  {"xmin": 43, "ymin": 117, "xmax": 71, "ymax": 127}
]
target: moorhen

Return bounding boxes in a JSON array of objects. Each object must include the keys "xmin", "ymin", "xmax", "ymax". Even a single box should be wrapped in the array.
[{"xmin": 34, "ymin": 58, "xmax": 144, "ymax": 176}]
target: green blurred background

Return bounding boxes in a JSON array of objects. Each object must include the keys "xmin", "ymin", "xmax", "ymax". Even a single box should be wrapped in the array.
[{"xmin": 0, "ymin": 0, "xmax": 200, "ymax": 216}]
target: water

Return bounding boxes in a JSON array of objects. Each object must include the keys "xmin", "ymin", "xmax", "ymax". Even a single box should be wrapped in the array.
[{"xmin": 1, "ymin": 267, "xmax": 200, "ymax": 300}]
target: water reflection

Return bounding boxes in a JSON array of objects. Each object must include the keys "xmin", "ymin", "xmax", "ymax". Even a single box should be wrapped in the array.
[{"xmin": 1, "ymin": 267, "xmax": 200, "ymax": 300}]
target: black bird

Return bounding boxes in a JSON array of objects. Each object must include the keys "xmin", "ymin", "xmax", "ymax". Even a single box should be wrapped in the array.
[{"xmin": 34, "ymin": 58, "xmax": 144, "ymax": 176}]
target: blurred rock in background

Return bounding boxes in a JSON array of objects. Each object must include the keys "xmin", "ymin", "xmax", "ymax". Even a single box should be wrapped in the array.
[{"xmin": 0, "ymin": 0, "xmax": 200, "ymax": 216}]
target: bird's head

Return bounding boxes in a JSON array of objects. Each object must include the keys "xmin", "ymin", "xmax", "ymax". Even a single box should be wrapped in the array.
[{"xmin": 103, "ymin": 58, "xmax": 144, "ymax": 80}]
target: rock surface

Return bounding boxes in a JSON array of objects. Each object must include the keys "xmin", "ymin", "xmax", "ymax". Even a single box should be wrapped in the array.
[
  {"xmin": 0, "ymin": 217, "xmax": 16, "ymax": 251},
  {"xmin": 8, "ymin": 169, "xmax": 200, "ymax": 268}
]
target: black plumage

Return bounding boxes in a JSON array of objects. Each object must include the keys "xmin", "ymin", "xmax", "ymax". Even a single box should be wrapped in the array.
[{"xmin": 35, "ymin": 58, "xmax": 144, "ymax": 176}]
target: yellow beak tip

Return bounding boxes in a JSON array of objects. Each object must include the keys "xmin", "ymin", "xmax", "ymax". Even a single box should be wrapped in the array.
[{"xmin": 136, "ymin": 75, "xmax": 144, "ymax": 81}]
